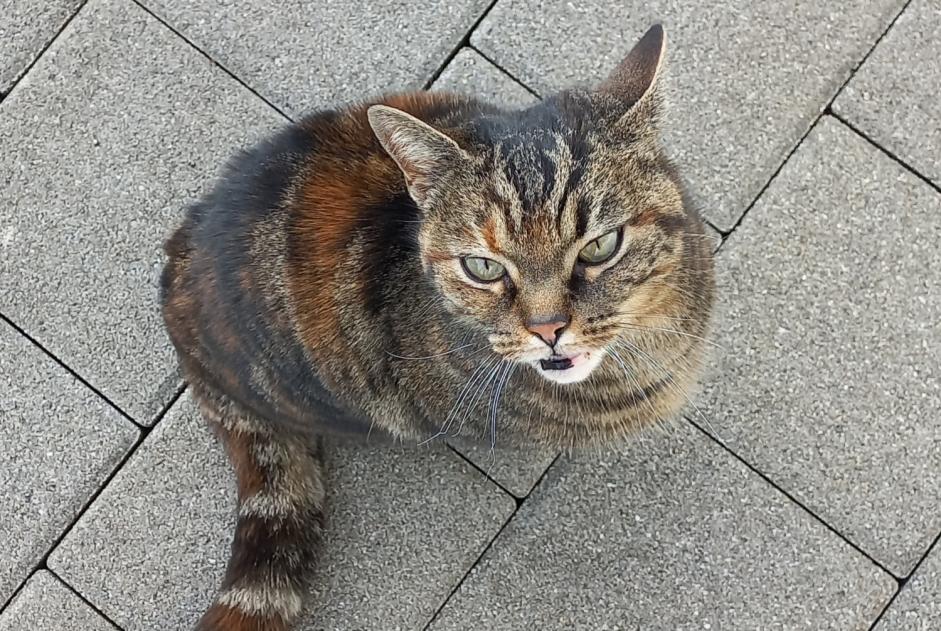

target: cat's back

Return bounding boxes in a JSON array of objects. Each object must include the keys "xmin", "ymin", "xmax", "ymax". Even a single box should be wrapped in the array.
[{"xmin": 161, "ymin": 91, "xmax": 494, "ymax": 434}]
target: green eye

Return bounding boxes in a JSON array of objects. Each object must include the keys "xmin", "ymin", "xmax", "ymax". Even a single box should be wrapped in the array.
[
  {"xmin": 461, "ymin": 256, "xmax": 506, "ymax": 283},
  {"xmin": 578, "ymin": 230, "xmax": 621, "ymax": 265}
]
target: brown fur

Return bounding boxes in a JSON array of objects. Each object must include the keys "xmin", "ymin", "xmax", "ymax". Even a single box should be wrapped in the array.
[{"xmin": 161, "ymin": 25, "xmax": 714, "ymax": 630}]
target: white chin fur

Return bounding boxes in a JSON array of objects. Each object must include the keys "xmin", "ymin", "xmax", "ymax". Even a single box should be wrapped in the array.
[{"xmin": 534, "ymin": 351, "xmax": 605, "ymax": 384}]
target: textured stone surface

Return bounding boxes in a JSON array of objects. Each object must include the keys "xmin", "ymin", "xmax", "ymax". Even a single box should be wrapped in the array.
[
  {"xmin": 430, "ymin": 422, "xmax": 895, "ymax": 630},
  {"xmin": 432, "ymin": 47, "xmax": 535, "ymax": 109},
  {"xmin": 0, "ymin": 0, "xmax": 284, "ymax": 423},
  {"xmin": 143, "ymin": 0, "xmax": 491, "ymax": 117},
  {"xmin": 0, "ymin": 0, "xmax": 82, "ymax": 94},
  {"xmin": 473, "ymin": 0, "xmax": 905, "ymax": 230},
  {"xmin": 700, "ymin": 117, "xmax": 941, "ymax": 576},
  {"xmin": 0, "ymin": 320, "xmax": 137, "ymax": 604},
  {"xmin": 49, "ymin": 393, "xmax": 514, "ymax": 630},
  {"xmin": 0, "ymin": 571, "xmax": 117, "ymax": 631},
  {"xmin": 878, "ymin": 542, "xmax": 941, "ymax": 629},
  {"xmin": 834, "ymin": 0, "xmax": 941, "ymax": 185}
]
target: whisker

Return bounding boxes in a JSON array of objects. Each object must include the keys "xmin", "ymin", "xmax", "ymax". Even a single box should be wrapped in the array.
[
  {"xmin": 619, "ymin": 323, "xmax": 722, "ymax": 349},
  {"xmin": 419, "ymin": 355, "xmax": 495, "ymax": 446},
  {"xmin": 616, "ymin": 340, "xmax": 725, "ymax": 445},
  {"xmin": 385, "ymin": 342, "xmax": 482, "ymax": 361},
  {"xmin": 487, "ymin": 362, "xmax": 516, "ymax": 472}
]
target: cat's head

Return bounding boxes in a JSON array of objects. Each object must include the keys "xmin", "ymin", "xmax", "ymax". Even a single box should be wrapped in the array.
[{"xmin": 369, "ymin": 25, "xmax": 712, "ymax": 385}]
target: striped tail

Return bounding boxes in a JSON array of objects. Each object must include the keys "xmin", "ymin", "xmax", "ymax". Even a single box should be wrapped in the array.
[{"xmin": 193, "ymin": 387, "xmax": 326, "ymax": 631}]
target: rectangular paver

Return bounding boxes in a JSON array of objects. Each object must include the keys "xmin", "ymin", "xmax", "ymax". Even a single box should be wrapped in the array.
[
  {"xmin": 429, "ymin": 422, "xmax": 895, "ymax": 630},
  {"xmin": 0, "ymin": 0, "xmax": 81, "ymax": 94},
  {"xmin": 0, "ymin": 0, "xmax": 284, "ymax": 423},
  {"xmin": 834, "ymin": 0, "xmax": 941, "ymax": 185},
  {"xmin": 0, "ymin": 571, "xmax": 116, "ymax": 631},
  {"xmin": 49, "ymin": 392, "xmax": 514, "ymax": 630},
  {"xmin": 878, "ymin": 540, "xmax": 941, "ymax": 629},
  {"xmin": 0, "ymin": 320, "xmax": 137, "ymax": 604},
  {"xmin": 700, "ymin": 116, "xmax": 941, "ymax": 576},
  {"xmin": 473, "ymin": 0, "xmax": 905, "ymax": 230},
  {"xmin": 142, "ymin": 0, "xmax": 491, "ymax": 116}
]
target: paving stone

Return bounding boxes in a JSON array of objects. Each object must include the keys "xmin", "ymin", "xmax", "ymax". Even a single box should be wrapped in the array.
[
  {"xmin": 0, "ymin": 571, "xmax": 117, "ymax": 631},
  {"xmin": 0, "ymin": 320, "xmax": 137, "ymax": 604},
  {"xmin": 0, "ymin": 0, "xmax": 284, "ymax": 423},
  {"xmin": 473, "ymin": 0, "xmax": 905, "ymax": 230},
  {"xmin": 878, "ymin": 541, "xmax": 941, "ymax": 630},
  {"xmin": 49, "ymin": 392, "xmax": 515, "ymax": 630},
  {"xmin": 700, "ymin": 117, "xmax": 941, "ymax": 576},
  {"xmin": 429, "ymin": 422, "xmax": 894, "ymax": 630},
  {"xmin": 0, "ymin": 0, "xmax": 82, "ymax": 94},
  {"xmin": 432, "ymin": 47, "xmax": 535, "ymax": 110},
  {"xmin": 141, "ymin": 0, "xmax": 491, "ymax": 117},
  {"xmin": 834, "ymin": 0, "xmax": 941, "ymax": 186}
]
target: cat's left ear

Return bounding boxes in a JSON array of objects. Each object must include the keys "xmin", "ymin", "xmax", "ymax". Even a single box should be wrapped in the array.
[
  {"xmin": 368, "ymin": 105, "xmax": 472, "ymax": 207},
  {"xmin": 595, "ymin": 24, "xmax": 667, "ymax": 125}
]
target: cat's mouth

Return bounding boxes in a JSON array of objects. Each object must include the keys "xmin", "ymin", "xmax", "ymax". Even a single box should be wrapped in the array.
[{"xmin": 531, "ymin": 350, "xmax": 601, "ymax": 384}]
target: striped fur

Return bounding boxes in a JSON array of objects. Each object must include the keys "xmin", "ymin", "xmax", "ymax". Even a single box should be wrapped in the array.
[{"xmin": 161, "ymin": 25, "xmax": 714, "ymax": 630}]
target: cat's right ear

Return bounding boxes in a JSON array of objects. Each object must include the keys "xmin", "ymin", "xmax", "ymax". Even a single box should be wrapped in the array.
[
  {"xmin": 596, "ymin": 24, "xmax": 666, "ymax": 127},
  {"xmin": 367, "ymin": 105, "xmax": 471, "ymax": 207}
]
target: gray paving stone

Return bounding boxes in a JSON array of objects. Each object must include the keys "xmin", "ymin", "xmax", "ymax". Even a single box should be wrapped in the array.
[
  {"xmin": 700, "ymin": 117, "xmax": 941, "ymax": 576},
  {"xmin": 0, "ymin": 0, "xmax": 284, "ymax": 423},
  {"xmin": 834, "ymin": 0, "xmax": 941, "ymax": 186},
  {"xmin": 432, "ymin": 48, "xmax": 535, "ymax": 110},
  {"xmin": 878, "ymin": 541, "xmax": 941, "ymax": 630},
  {"xmin": 0, "ymin": 320, "xmax": 137, "ymax": 604},
  {"xmin": 0, "ymin": 0, "xmax": 82, "ymax": 94},
  {"xmin": 0, "ymin": 571, "xmax": 117, "ymax": 631},
  {"xmin": 49, "ymin": 393, "xmax": 515, "ymax": 630},
  {"xmin": 429, "ymin": 422, "xmax": 894, "ymax": 630},
  {"xmin": 141, "ymin": 0, "xmax": 491, "ymax": 117},
  {"xmin": 473, "ymin": 0, "xmax": 905, "ymax": 230}
]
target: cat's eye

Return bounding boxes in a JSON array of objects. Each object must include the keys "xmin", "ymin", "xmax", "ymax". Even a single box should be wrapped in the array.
[
  {"xmin": 578, "ymin": 230, "xmax": 621, "ymax": 265},
  {"xmin": 461, "ymin": 256, "xmax": 506, "ymax": 283}
]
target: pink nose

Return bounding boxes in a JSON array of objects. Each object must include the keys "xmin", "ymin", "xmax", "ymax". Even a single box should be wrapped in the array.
[{"xmin": 525, "ymin": 316, "xmax": 569, "ymax": 347}]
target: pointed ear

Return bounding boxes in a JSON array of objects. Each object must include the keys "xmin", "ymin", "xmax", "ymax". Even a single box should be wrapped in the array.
[
  {"xmin": 597, "ymin": 24, "xmax": 666, "ymax": 111},
  {"xmin": 367, "ymin": 105, "xmax": 470, "ymax": 207}
]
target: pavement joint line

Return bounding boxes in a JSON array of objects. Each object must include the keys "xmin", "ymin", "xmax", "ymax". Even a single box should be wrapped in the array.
[
  {"xmin": 466, "ymin": 43, "xmax": 542, "ymax": 100},
  {"xmin": 0, "ymin": 312, "xmax": 144, "ymax": 429},
  {"xmin": 130, "ymin": 0, "xmax": 294, "ymax": 124},
  {"xmin": 829, "ymin": 110, "xmax": 941, "ymax": 196},
  {"xmin": 867, "ymin": 527, "xmax": 941, "ymax": 630},
  {"xmin": 444, "ymin": 443, "xmax": 524, "ymax": 500},
  {"xmin": 46, "ymin": 568, "xmax": 127, "ymax": 631},
  {"xmin": 0, "ymin": 385, "xmax": 186, "ymax": 616},
  {"xmin": 686, "ymin": 417, "xmax": 901, "ymax": 581},
  {"xmin": 0, "ymin": 0, "xmax": 89, "ymax": 107},
  {"xmin": 420, "ymin": 451, "xmax": 562, "ymax": 630},
  {"xmin": 717, "ymin": 0, "xmax": 915, "ymax": 244},
  {"xmin": 422, "ymin": 0, "xmax": 503, "ymax": 90}
]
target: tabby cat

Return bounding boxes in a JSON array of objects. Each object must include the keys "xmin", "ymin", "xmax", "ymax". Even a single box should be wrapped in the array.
[{"xmin": 161, "ymin": 24, "xmax": 714, "ymax": 631}]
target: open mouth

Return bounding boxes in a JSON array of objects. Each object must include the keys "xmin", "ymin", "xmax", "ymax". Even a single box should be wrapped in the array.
[
  {"xmin": 539, "ymin": 352, "xmax": 586, "ymax": 372},
  {"xmin": 540, "ymin": 356, "xmax": 572, "ymax": 371}
]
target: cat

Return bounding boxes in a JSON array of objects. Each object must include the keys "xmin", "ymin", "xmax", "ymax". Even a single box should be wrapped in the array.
[{"xmin": 160, "ymin": 24, "xmax": 715, "ymax": 631}]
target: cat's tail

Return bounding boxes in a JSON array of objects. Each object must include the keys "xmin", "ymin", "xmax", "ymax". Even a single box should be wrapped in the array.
[{"xmin": 192, "ymin": 385, "xmax": 326, "ymax": 631}]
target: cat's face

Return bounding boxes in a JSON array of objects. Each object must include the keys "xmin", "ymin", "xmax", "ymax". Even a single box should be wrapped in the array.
[{"xmin": 371, "ymin": 26, "xmax": 707, "ymax": 385}]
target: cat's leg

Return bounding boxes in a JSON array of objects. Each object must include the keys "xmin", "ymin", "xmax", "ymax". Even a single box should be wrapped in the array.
[{"xmin": 192, "ymin": 385, "xmax": 326, "ymax": 631}]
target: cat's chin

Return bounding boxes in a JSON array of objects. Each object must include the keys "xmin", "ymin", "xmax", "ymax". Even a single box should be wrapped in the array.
[{"xmin": 530, "ymin": 350, "xmax": 605, "ymax": 385}]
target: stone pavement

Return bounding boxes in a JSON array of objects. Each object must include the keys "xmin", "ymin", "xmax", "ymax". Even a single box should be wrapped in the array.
[{"xmin": 1, "ymin": 0, "xmax": 939, "ymax": 629}]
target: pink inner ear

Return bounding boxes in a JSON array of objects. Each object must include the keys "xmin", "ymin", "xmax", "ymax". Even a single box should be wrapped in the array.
[{"xmin": 599, "ymin": 24, "xmax": 666, "ymax": 105}]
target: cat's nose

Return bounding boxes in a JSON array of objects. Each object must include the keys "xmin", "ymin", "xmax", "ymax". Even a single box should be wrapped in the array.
[{"xmin": 525, "ymin": 315, "xmax": 570, "ymax": 347}]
